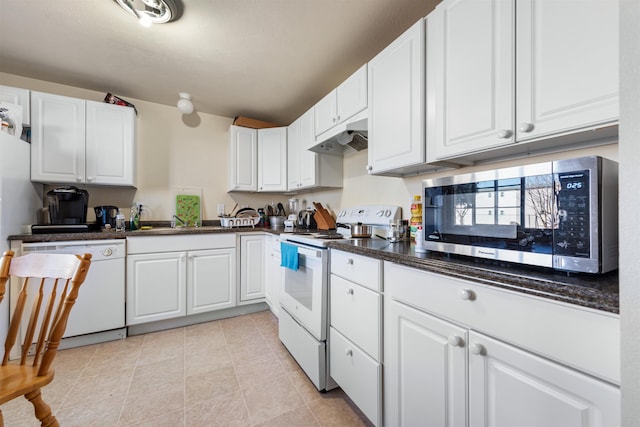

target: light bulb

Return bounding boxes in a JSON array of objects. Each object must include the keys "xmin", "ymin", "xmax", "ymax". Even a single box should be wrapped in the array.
[{"xmin": 177, "ymin": 93, "xmax": 194, "ymax": 115}]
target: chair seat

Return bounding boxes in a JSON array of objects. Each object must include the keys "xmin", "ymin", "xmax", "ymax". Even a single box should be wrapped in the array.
[{"xmin": 0, "ymin": 365, "xmax": 54, "ymax": 404}]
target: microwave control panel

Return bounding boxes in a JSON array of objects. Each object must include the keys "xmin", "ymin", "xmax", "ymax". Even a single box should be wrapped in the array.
[{"xmin": 554, "ymin": 170, "xmax": 590, "ymax": 258}]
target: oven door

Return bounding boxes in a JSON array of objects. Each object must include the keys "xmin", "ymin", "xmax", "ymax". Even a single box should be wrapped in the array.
[{"xmin": 280, "ymin": 242, "xmax": 328, "ymax": 341}]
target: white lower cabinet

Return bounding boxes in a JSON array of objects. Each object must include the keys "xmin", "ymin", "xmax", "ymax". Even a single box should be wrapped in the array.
[
  {"xmin": 126, "ymin": 234, "xmax": 236, "ymax": 325},
  {"xmin": 239, "ymin": 234, "xmax": 266, "ymax": 302},
  {"xmin": 384, "ymin": 261, "xmax": 620, "ymax": 427},
  {"xmin": 264, "ymin": 233, "xmax": 282, "ymax": 316},
  {"xmin": 385, "ymin": 297, "xmax": 467, "ymax": 427},
  {"xmin": 329, "ymin": 250, "xmax": 382, "ymax": 426},
  {"xmin": 468, "ymin": 331, "xmax": 620, "ymax": 427}
]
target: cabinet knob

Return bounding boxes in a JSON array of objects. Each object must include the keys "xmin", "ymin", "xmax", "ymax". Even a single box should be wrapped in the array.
[
  {"xmin": 345, "ymin": 349, "xmax": 353, "ymax": 357},
  {"xmin": 366, "ymin": 165, "xmax": 373, "ymax": 171},
  {"xmin": 470, "ymin": 343, "xmax": 486, "ymax": 356},
  {"xmin": 458, "ymin": 289, "xmax": 474, "ymax": 300},
  {"xmin": 76, "ymin": 176, "xmax": 83, "ymax": 182},
  {"xmin": 519, "ymin": 122, "xmax": 534, "ymax": 133},
  {"xmin": 497, "ymin": 129, "xmax": 513, "ymax": 139},
  {"xmin": 347, "ymin": 258, "xmax": 354, "ymax": 265},
  {"xmin": 448, "ymin": 335, "xmax": 464, "ymax": 347},
  {"xmin": 87, "ymin": 176, "xmax": 95, "ymax": 182},
  {"xmin": 346, "ymin": 288, "xmax": 354, "ymax": 295}
]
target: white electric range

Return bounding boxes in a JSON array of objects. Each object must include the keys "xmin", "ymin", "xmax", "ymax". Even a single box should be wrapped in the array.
[{"xmin": 278, "ymin": 205, "xmax": 401, "ymax": 391}]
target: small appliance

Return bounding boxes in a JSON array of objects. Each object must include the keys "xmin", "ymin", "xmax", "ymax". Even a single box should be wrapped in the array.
[
  {"xmin": 46, "ymin": 187, "xmax": 89, "ymax": 225},
  {"xmin": 422, "ymin": 156, "xmax": 618, "ymax": 273},
  {"xmin": 94, "ymin": 205, "xmax": 119, "ymax": 229}
]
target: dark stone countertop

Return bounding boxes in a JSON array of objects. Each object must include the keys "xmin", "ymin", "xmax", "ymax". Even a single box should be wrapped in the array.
[
  {"xmin": 9, "ymin": 224, "xmax": 618, "ymax": 314},
  {"xmin": 328, "ymin": 238, "xmax": 619, "ymax": 314}
]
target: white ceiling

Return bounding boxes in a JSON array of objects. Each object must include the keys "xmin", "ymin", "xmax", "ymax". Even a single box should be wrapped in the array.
[{"xmin": 0, "ymin": 0, "xmax": 439, "ymax": 125}]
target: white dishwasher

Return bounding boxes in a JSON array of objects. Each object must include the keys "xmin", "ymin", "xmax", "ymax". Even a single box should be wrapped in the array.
[{"xmin": 14, "ymin": 239, "xmax": 126, "ymax": 348}]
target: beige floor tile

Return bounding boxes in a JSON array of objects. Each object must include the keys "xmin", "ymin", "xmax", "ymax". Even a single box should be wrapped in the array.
[
  {"xmin": 287, "ymin": 367, "xmax": 325, "ymax": 404},
  {"xmin": 122, "ymin": 408, "xmax": 185, "ymax": 427},
  {"xmin": 242, "ymin": 374, "xmax": 305, "ymax": 424},
  {"xmin": 59, "ymin": 369, "xmax": 131, "ymax": 410},
  {"xmin": 232, "ymin": 348, "xmax": 286, "ymax": 389},
  {"xmin": 185, "ymin": 390, "xmax": 252, "ymax": 427},
  {"xmin": 55, "ymin": 394, "xmax": 124, "ymax": 427},
  {"xmin": 119, "ymin": 381, "xmax": 185, "ymax": 426},
  {"xmin": 185, "ymin": 346, "xmax": 232, "ymax": 377},
  {"xmin": 185, "ymin": 365, "xmax": 240, "ymax": 406},
  {"xmin": 254, "ymin": 405, "xmax": 320, "ymax": 427}
]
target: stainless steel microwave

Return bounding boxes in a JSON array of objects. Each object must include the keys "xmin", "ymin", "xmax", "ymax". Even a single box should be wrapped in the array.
[{"xmin": 422, "ymin": 156, "xmax": 618, "ymax": 273}]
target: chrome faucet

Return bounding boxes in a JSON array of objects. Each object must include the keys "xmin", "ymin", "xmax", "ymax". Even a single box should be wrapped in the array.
[{"xmin": 172, "ymin": 214, "xmax": 187, "ymax": 227}]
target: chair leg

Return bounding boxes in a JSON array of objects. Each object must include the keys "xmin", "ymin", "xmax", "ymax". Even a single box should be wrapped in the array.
[{"xmin": 24, "ymin": 389, "xmax": 59, "ymax": 427}]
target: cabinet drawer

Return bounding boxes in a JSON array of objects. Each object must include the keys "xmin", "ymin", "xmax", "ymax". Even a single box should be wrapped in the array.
[
  {"xmin": 127, "ymin": 233, "xmax": 235, "ymax": 254},
  {"xmin": 330, "ymin": 250, "xmax": 382, "ymax": 291},
  {"xmin": 330, "ymin": 275, "xmax": 381, "ymax": 360},
  {"xmin": 330, "ymin": 327, "xmax": 381, "ymax": 426},
  {"xmin": 384, "ymin": 261, "xmax": 620, "ymax": 385}
]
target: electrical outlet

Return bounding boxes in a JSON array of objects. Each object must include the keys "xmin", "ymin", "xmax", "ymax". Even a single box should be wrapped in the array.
[{"xmin": 217, "ymin": 204, "xmax": 225, "ymax": 217}]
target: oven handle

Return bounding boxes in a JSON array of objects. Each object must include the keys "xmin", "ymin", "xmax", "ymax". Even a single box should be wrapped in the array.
[{"xmin": 286, "ymin": 242, "xmax": 323, "ymax": 259}]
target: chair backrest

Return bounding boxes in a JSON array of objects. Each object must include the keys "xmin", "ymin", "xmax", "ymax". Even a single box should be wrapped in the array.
[{"xmin": 0, "ymin": 250, "xmax": 92, "ymax": 376}]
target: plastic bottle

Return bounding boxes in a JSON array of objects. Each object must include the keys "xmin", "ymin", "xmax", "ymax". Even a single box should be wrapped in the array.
[
  {"xmin": 415, "ymin": 225, "xmax": 427, "ymax": 253},
  {"xmin": 409, "ymin": 195, "xmax": 423, "ymax": 241},
  {"xmin": 129, "ymin": 203, "xmax": 140, "ymax": 231},
  {"xmin": 115, "ymin": 209, "xmax": 126, "ymax": 232}
]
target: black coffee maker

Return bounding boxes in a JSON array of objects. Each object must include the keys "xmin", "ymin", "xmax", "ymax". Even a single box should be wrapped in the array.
[{"xmin": 47, "ymin": 187, "xmax": 89, "ymax": 225}]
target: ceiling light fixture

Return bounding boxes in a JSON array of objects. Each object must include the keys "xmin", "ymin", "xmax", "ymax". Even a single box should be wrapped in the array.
[
  {"xmin": 114, "ymin": 0, "xmax": 180, "ymax": 26},
  {"xmin": 177, "ymin": 93, "xmax": 194, "ymax": 115}
]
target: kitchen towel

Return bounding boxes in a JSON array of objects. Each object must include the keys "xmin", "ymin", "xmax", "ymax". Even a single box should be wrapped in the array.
[{"xmin": 280, "ymin": 242, "xmax": 299, "ymax": 271}]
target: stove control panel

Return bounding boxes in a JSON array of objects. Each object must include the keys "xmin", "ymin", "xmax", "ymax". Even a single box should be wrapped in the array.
[{"xmin": 335, "ymin": 205, "xmax": 402, "ymax": 226}]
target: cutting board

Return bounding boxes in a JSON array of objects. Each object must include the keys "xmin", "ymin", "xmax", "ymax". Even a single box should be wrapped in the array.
[
  {"xmin": 175, "ymin": 194, "xmax": 201, "ymax": 226},
  {"xmin": 313, "ymin": 202, "xmax": 336, "ymax": 230}
]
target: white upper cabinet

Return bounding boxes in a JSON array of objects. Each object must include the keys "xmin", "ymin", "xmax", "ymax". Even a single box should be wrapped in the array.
[
  {"xmin": 0, "ymin": 85, "xmax": 30, "ymax": 125},
  {"xmin": 515, "ymin": 0, "xmax": 619, "ymax": 142},
  {"xmin": 314, "ymin": 64, "xmax": 368, "ymax": 138},
  {"xmin": 85, "ymin": 100, "xmax": 136, "ymax": 186},
  {"xmin": 257, "ymin": 127, "xmax": 288, "ymax": 192},
  {"xmin": 367, "ymin": 19, "xmax": 431, "ymax": 176},
  {"xmin": 228, "ymin": 125, "xmax": 258, "ymax": 191},
  {"xmin": 427, "ymin": 0, "xmax": 515, "ymax": 161},
  {"xmin": 30, "ymin": 91, "xmax": 136, "ymax": 186},
  {"xmin": 287, "ymin": 107, "xmax": 342, "ymax": 191},
  {"xmin": 427, "ymin": 0, "xmax": 619, "ymax": 163}
]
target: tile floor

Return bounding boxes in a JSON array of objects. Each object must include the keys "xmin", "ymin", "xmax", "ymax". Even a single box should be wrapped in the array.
[{"xmin": 2, "ymin": 310, "xmax": 372, "ymax": 426}]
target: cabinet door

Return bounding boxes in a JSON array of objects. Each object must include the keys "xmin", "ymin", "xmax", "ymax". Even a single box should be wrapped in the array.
[
  {"xmin": 0, "ymin": 85, "xmax": 30, "ymax": 125},
  {"xmin": 228, "ymin": 125, "xmax": 258, "ymax": 191},
  {"xmin": 314, "ymin": 90, "xmax": 337, "ymax": 136},
  {"xmin": 126, "ymin": 252, "xmax": 186, "ymax": 325},
  {"xmin": 240, "ymin": 234, "xmax": 265, "ymax": 301},
  {"xmin": 515, "ymin": 0, "xmax": 619, "ymax": 141},
  {"xmin": 287, "ymin": 117, "xmax": 302, "ymax": 190},
  {"xmin": 368, "ymin": 19, "xmax": 425, "ymax": 174},
  {"xmin": 426, "ymin": 0, "xmax": 515, "ymax": 161},
  {"xmin": 30, "ymin": 91, "xmax": 86, "ymax": 184},
  {"xmin": 85, "ymin": 101, "xmax": 136, "ymax": 186},
  {"xmin": 468, "ymin": 331, "xmax": 620, "ymax": 427},
  {"xmin": 187, "ymin": 248, "xmax": 236, "ymax": 315},
  {"xmin": 264, "ymin": 234, "xmax": 281, "ymax": 317},
  {"xmin": 336, "ymin": 64, "xmax": 368, "ymax": 124},
  {"xmin": 299, "ymin": 108, "xmax": 319, "ymax": 188},
  {"xmin": 257, "ymin": 127, "xmax": 287, "ymax": 192},
  {"xmin": 384, "ymin": 297, "xmax": 467, "ymax": 427}
]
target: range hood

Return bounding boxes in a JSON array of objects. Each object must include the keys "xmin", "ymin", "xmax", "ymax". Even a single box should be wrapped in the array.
[{"xmin": 308, "ymin": 110, "xmax": 368, "ymax": 155}]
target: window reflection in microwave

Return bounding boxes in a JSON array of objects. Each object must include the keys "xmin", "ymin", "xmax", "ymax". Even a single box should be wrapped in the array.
[{"xmin": 450, "ymin": 175, "xmax": 557, "ymax": 231}]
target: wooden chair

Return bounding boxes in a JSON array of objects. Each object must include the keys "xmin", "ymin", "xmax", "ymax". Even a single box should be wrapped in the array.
[{"xmin": 0, "ymin": 250, "xmax": 92, "ymax": 427}]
